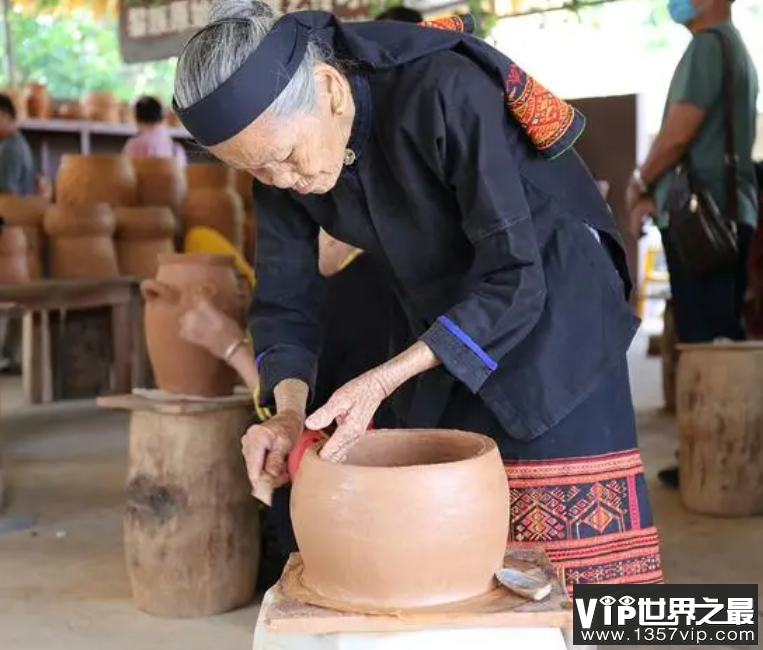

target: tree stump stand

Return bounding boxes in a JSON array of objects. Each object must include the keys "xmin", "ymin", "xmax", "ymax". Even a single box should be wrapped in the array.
[
  {"xmin": 97, "ymin": 392, "xmax": 260, "ymax": 618},
  {"xmin": 661, "ymin": 298, "xmax": 678, "ymax": 414},
  {"xmin": 676, "ymin": 342, "xmax": 763, "ymax": 516}
]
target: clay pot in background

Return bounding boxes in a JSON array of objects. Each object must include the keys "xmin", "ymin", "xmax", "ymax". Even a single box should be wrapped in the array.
[
  {"xmin": 165, "ymin": 111, "xmax": 181, "ymax": 127},
  {"xmin": 243, "ymin": 210, "xmax": 257, "ymax": 262},
  {"xmin": 186, "ymin": 163, "xmax": 234, "ymax": 190},
  {"xmin": 0, "ymin": 194, "xmax": 49, "ymax": 279},
  {"xmin": 234, "ymin": 170, "xmax": 254, "ymax": 211},
  {"xmin": 55, "ymin": 154, "xmax": 138, "ymax": 206},
  {"xmin": 183, "ymin": 164, "xmax": 244, "ymax": 251},
  {"xmin": 120, "ymin": 101, "xmax": 134, "ymax": 124},
  {"xmin": 0, "ymin": 226, "xmax": 30, "ymax": 284},
  {"xmin": 27, "ymin": 83, "xmax": 51, "ymax": 119},
  {"xmin": 56, "ymin": 101, "xmax": 84, "ymax": 120},
  {"xmin": 141, "ymin": 253, "xmax": 245, "ymax": 397},
  {"xmin": 131, "ymin": 157, "xmax": 187, "ymax": 217},
  {"xmin": 44, "ymin": 203, "xmax": 119, "ymax": 278},
  {"xmin": 114, "ymin": 207, "xmax": 176, "ymax": 278},
  {"xmin": 1, "ymin": 87, "xmax": 28, "ymax": 120},
  {"xmin": 291, "ymin": 429, "xmax": 510, "ymax": 611},
  {"xmin": 80, "ymin": 91, "xmax": 120, "ymax": 123}
]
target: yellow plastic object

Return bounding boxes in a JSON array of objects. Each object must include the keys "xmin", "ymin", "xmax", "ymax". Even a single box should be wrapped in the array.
[{"xmin": 184, "ymin": 226, "xmax": 255, "ymax": 289}]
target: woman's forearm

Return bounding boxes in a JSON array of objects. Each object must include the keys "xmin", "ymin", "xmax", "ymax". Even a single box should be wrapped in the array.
[
  {"xmin": 374, "ymin": 340, "xmax": 441, "ymax": 397},
  {"xmin": 274, "ymin": 378, "xmax": 310, "ymax": 424},
  {"xmin": 228, "ymin": 345, "xmax": 260, "ymax": 394}
]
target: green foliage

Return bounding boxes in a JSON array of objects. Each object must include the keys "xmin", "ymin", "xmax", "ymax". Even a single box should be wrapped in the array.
[{"xmin": 1, "ymin": 8, "xmax": 176, "ymax": 101}]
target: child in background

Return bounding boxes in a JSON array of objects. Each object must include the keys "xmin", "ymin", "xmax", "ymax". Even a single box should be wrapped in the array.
[{"xmin": 123, "ymin": 96, "xmax": 187, "ymax": 165}]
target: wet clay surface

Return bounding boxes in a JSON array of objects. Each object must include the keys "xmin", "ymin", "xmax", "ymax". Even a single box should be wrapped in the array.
[{"xmin": 290, "ymin": 429, "xmax": 510, "ymax": 611}]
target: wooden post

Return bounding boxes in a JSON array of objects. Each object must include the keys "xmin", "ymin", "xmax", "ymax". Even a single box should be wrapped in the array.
[
  {"xmin": 98, "ymin": 393, "xmax": 260, "ymax": 618},
  {"xmin": 676, "ymin": 342, "xmax": 763, "ymax": 516},
  {"xmin": 661, "ymin": 298, "xmax": 678, "ymax": 413}
]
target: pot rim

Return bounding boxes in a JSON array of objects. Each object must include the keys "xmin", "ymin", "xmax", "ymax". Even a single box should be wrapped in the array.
[
  {"xmin": 305, "ymin": 429, "xmax": 498, "ymax": 472},
  {"xmin": 157, "ymin": 252, "xmax": 235, "ymax": 267}
]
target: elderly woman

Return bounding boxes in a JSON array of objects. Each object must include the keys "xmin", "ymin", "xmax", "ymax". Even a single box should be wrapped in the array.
[{"xmin": 173, "ymin": 0, "xmax": 663, "ymax": 590}]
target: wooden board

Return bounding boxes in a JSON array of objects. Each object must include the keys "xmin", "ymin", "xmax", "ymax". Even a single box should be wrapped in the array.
[
  {"xmin": 97, "ymin": 391, "xmax": 252, "ymax": 415},
  {"xmin": 264, "ymin": 547, "xmax": 573, "ymax": 635}
]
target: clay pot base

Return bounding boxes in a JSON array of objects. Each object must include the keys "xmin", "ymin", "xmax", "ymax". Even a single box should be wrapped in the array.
[{"xmin": 279, "ymin": 551, "xmax": 549, "ymax": 621}]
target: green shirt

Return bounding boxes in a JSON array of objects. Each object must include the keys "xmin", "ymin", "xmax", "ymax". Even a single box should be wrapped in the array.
[{"xmin": 653, "ymin": 21, "xmax": 759, "ymax": 228}]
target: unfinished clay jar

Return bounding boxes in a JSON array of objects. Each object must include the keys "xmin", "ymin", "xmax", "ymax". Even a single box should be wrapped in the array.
[
  {"xmin": 43, "ymin": 203, "xmax": 119, "ymax": 278},
  {"xmin": 0, "ymin": 226, "xmax": 30, "ymax": 284},
  {"xmin": 131, "ymin": 157, "xmax": 187, "ymax": 217},
  {"xmin": 183, "ymin": 164, "xmax": 244, "ymax": 251},
  {"xmin": 114, "ymin": 207, "xmax": 177, "ymax": 277},
  {"xmin": 291, "ymin": 429, "xmax": 510, "ymax": 611},
  {"xmin": 243, "ymin": 210, "xmax": 257, "ymax": 262},
  {"xmin": 234, "ymin": 170, "xmax": 254, "ymax": 211},
  {"xmin": 56, "ymin": 154, "xmax": 138, "ymax": 206},
  {"xmin": 142, "ymin": 253, "xmax": 245, "ymax": 397},
  {"xmin": 0, "ymin": 194, "xmax": 49, "ymax": 278}
]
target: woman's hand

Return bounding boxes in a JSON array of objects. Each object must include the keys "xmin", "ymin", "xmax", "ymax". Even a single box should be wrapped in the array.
[
  {"xmin": 305, "ymin": 371, "xmax": 389, "ymax": 462},
  {"xmin": 241, "ymin": 411, "xmax": 303, "ymax": 490},
  {"xmin": 179, "ymin": 297, "xmax": 244, "ymax": 360}
]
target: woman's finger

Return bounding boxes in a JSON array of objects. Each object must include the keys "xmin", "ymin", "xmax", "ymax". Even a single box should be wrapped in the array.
[
  {"xmin": 319, "ymin": 415, "xmax": 364, "ymax": 461},
  {"xmin": 241, "ymin": 426, "xmax": 273, "ymax": 485},
  {"xmin": 305, "ymin": 394, "xmax": 352, "ymax": 430}
]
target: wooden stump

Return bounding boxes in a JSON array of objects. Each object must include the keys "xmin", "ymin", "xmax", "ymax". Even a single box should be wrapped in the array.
[
  {"xmin": 98, "ymin": 393, "xmax": 260, "ymax": 617},
  {"xmin": 676, "ymin": 342, "xmax": 763, "ymax": 516},
  {"xmin": 661, "ymin": 299, "xmax": 678, "ymax": 413}
]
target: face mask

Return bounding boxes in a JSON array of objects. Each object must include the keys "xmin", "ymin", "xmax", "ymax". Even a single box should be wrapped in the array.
[{"xmin": 668, "ymin": 0, "xmax": 697, "ymax": 24}]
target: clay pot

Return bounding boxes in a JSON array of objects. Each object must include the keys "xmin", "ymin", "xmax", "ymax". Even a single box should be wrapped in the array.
[
  {"xmin": 120, "ymin": 101, "xmax": 134, "ymax": 124},
  {"xmin": 141, "ymin": 253, "xmax": 245, "ymax": 397},
  {"xmin": 166, "ymin": 111, "xmax": 181, "ymax": 127},
  {"xmin": 243, "ymin": 209, "xmax": 257, "ymax": 261},
  {"xmin": 56, "ymin": 101, "xmax": 84, "ymax": 120},
  {"xmin": 234, "ymin": 170, "xmax": 254, "ymax": 211},
  {"xmin": 56, "ymin": 154, "xmax": 138, "ymax": 206},
  {"xmin": 0, "ymin": 226, "xmax": 30, "ymax": 284},
  {"xmin": 186, "ymin": 163, "xmax": 234, "ymax": 189},
  {"xmin": 291, "ymin": 429, "xmax": 510, "ymax": 611},
  {"xmin": 80, "ymin": 90, "xmax": 120, "ymax": 123},
  {"xmin": 182, "ymin": 164, "xmax": 244, "ymax": 251},
  {"xmin": 27, "ymin": 83, "xmax": 51, "ymax": 119},
  {"xmin": 131, "ymin": 157, "xmax": 187, "ymax": 217},
  {"xmin": 44, "ymin": 204, "xmax": 119, "ymax": 278},
  {"xmin": 0, "ymin": 194, "xmax": 49, "ymax": 279},
  {"xmin": 114, "ymin": 207, "xmax": 177, "ymax": 278}
]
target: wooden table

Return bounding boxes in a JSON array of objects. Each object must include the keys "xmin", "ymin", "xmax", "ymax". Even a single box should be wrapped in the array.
[{"xmin": 0, "ymin": 277, "xmax": 148, "ymax": 403}]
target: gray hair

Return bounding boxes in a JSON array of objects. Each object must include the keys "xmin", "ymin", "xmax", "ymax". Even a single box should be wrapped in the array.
[{"xmin": 173, "ymin": 0, "xmax": 332, "ymax": 120}]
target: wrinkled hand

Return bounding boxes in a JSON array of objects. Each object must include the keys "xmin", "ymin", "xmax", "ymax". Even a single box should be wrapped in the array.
[
  {"xmin": 179, "ymin": 296, "xmax": 244, "ymax": 360},
  {"xmin": 241, "ymin": 411, "xmax": 303, "ymax": 490},
  {"xmin": 305, "ymin": 371, "xmax": 388, "ymax": 461}
]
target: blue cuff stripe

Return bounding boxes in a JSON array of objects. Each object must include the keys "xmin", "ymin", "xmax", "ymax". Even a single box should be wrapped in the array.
[
  {"xmin": 255, "ymin": 351, "xmax": 266, "ymax": 368},
  {"xmin": 437, "ymin": 315, "xmax": 498, "ymax": 371}
]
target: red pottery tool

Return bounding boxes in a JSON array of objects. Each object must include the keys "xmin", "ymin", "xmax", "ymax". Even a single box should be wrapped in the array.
[{"xmin": 252, "ymin": 423, "xmax": 374, "ymax": 506}]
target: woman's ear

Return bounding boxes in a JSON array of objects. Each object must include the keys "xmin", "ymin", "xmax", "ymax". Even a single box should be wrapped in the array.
[{"xmin": 314, "ymin": 63, "xmax": 351, "ymax": 117}]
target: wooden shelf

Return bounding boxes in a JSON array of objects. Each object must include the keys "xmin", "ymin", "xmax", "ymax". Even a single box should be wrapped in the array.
[{"xmin": 19, "ymin": 117, "xmax": 192, "ymax": 139}]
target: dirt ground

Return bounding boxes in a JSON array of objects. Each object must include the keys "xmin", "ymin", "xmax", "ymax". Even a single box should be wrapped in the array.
[{"xmin": 0, "ymin": 335, "xmax": 761, "ymax": 650}]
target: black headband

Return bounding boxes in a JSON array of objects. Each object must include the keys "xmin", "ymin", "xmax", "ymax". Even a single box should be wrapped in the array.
[{"xmin": 173, "ymin": 15, "xmax": 310, "ymax": 146}]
